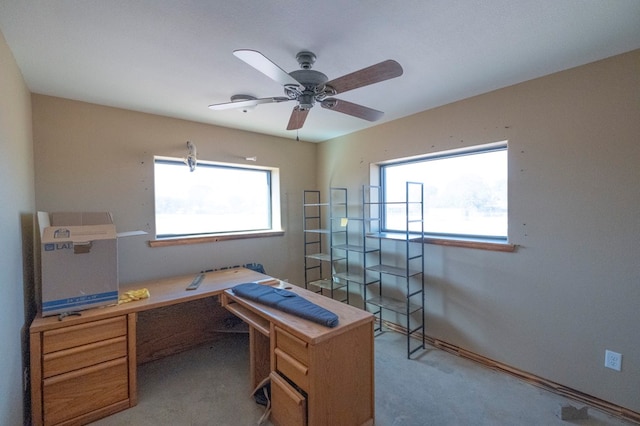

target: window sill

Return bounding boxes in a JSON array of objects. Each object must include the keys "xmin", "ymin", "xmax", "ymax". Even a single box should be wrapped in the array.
[
  {"xmin": 148, "ymin": 230, "xmax": 285, "ymax": 248},
  {"xmin": 422, "ymin": 237, "xmax": 517, "ymax": 252}
]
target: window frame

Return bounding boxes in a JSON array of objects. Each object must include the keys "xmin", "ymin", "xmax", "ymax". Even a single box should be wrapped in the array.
[
  {"xmin": 375, "ymin": 141, "xmax": 514, "ymax": 251},
  {"xmin": 150, "ymin": 156, "xmax": 283, "ymax": 246}
]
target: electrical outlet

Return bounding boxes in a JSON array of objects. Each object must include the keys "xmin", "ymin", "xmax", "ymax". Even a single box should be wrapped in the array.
[{"xmin": 605, "ymin": 350, "xmax": 622, "ymax": 371}]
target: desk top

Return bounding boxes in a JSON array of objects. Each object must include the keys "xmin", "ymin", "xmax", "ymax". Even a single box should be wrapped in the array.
[
  {"xmin": 222, "ymin": 283, "xmax": 374, "ymax": 345},
  {"xmin": 31, "ymin": 267, "xmax": 270, "ymax": 333}
]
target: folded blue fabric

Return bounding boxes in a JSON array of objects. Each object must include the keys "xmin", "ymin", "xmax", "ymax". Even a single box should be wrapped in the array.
[{"xmin": 231, "ymin": 283, "xmax": 339, "ymax": 328}]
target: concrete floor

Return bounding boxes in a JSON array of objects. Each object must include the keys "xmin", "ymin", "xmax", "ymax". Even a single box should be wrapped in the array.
[{"xmin": 91, "ymin": 331, "xmax": 632, "ymax": 426}]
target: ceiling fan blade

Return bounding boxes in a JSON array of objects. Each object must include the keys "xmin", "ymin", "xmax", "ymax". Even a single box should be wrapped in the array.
[
  {"xmin": 233, "ymin": 49, "xmax": 300, "ymax": 87},
  {"xmin": 325, "ymin": 60, "xmax": 403, "ymax": 95},
  {"xmin": 208, "ymin": 96, "xmax": 289, "ymax": 111},
  {"xmin": 321, "ymin": 98, "xmax": 384, "ymax": 122},
  {"xmin": 286, "ymin": 106, "xmax": 309, "ymax": 130}
]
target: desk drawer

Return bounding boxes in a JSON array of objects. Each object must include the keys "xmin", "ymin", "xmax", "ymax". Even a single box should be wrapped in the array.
[
  {"xmin": 270, "ymin": 372, "xmax": 306, "ymax": 426},
  {"xmin": 43, "ymin": 316, "xmax": 127, "ymax": 354},
  {"xmin": 275, "ymin": 348, "xmax": 309, "ymax": 392},
  {"xmin": 275, "ymin": 327, "xmax": 309, "ymax": 365},
  {"xmin": 43, "ymin": 357, "xmax": 129, "ymax": 425},
  {"xmin": 43, "ymin": 336, "xmax": 127, "ymax": 378}
]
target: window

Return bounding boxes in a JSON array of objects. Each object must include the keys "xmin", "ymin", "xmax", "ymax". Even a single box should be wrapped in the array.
[
  {"xmin": 380, "ymin": 142, "xmax": 507, "ymax": 241},
  {"xmin": 154, "ymin": 157, "xmax": 281, "ymax": 239}
]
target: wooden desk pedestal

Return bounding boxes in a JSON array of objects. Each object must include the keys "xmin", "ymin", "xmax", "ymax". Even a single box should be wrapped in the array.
[
  {"xmin": 222, "ymin": 285, "xmax": 375, "ymax": 426},
  {"xmin": 30, "ymin": 314, "xmax": 137, "ymax": 426}
]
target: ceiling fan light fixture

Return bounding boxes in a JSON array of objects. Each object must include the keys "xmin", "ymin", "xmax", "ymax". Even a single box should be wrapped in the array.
[{"xmin": 298, "ymin": 92, "xmax": 315, "ymax": 110}]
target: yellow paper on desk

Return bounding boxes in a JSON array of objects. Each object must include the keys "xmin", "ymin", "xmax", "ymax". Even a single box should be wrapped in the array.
[{"xmin": 118, "ymin": 288, "xmax": 150, "ymax": 304}]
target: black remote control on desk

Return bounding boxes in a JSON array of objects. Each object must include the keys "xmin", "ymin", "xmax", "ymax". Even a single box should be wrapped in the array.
[{"xmin": 186, "ymin": 273, "xmax": 204, "ymax": 290}]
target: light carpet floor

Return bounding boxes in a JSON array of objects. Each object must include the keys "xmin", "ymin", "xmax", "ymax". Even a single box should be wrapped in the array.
[{"xmin": 91, "ymin": 331, "xmax": 633, "ymax": 426}]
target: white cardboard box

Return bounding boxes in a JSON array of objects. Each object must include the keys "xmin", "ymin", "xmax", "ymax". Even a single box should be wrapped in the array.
[{"xmin": 38, "ymin": 212, "xmax": 119, "ymax": 316}]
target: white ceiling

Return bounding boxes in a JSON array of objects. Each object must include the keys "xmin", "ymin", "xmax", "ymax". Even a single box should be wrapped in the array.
[{"xmin": 1, "ymin": 1, "xmax": 639, "ymax": 143}]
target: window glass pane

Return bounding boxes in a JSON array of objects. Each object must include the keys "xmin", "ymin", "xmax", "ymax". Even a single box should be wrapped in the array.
[
  {"xmin": 382, "ymin": 145, "xmax": 507, "ymax": 239},
  {"xmin": 154, "ymin": 160, "xmax": 271, "ymax": 237}
]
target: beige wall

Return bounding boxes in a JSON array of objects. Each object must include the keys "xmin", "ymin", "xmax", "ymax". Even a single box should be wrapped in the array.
[
  {"xmin": 318, "ymin": 50, "xmax": 640, "ymax": 413},
  {"xmin": 0, "ymin": 30, "xmax": 35, "ymax": 425},
  {"xmin": 32, "ymin": 96, "xmax": 318, "ymax": 284}
]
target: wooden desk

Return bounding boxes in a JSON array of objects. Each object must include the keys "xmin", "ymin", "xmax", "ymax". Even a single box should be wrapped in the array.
[
  {"xmin": 222, "ymin": 284, "xmax": 375, "ymax": 426},
  {"xmin": 30, "ymin": 268, "xmax": 375, "ymax": 426}
]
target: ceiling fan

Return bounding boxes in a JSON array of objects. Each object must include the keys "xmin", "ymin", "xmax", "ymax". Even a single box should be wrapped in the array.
[{"xmin": 208, "ymin": 49, "xmax": 403, "ymax": 131}]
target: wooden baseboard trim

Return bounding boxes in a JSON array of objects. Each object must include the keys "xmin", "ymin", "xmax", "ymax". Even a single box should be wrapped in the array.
[{"xmin": 380, "ymin": 321, "xmax": 640, "ymax": 424}]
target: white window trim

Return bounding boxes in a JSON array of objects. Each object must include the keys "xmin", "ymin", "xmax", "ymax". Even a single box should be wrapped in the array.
[
  {"xmin": 371, "ymin": 142, "xmax": 515, "ymax": 252},
  {"xmin": 151, "ymin": 156, "xmax": 283, "ymax": 246}
]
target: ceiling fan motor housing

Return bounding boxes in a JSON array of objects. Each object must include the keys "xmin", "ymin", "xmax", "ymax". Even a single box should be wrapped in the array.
[{"xmin": 288, "ymin": 69, "xmax": 329, "ymax": 109}]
